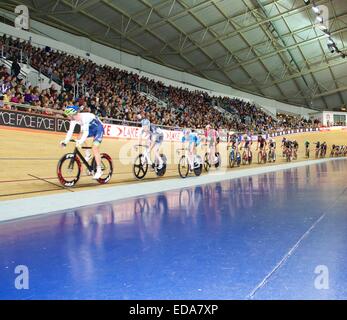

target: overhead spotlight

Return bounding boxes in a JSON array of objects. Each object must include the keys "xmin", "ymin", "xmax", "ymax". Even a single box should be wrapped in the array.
[
  {"xmin": 327, "ymin": 38, "xmax": 335, "ymax": 46},
  {"xmin": 316, "ymin": 16, "xmax": 323, "ymax": 24},
  {"xmin": 319, "ymin": 24, "xmax": 328, "ymax": 31},
  {"xmin": 312, "ymin": 6, "xmax": 320, "ymax": 14},
  {"xmin": 327, "ymin": 43, "xmax": 336, "ymax": 53}
]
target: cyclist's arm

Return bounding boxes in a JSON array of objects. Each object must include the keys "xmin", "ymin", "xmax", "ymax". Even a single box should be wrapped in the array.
[
  {"xmin": 181, "ymin": 136, "xmax": 186, "ymax": 149},
  {"xmin": 78, "ymin": 123, "xmax": 90, "ymax": 145},
  {"xmin": 138, "ymin": 128, "xmax": 144, "ymax": 145},
  {"xmin": 63, "ymin": 120, "xmax": 77, "ymax": 144}
]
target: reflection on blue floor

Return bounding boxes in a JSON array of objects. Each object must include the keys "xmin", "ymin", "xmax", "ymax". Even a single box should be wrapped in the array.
[{"xmin": 0, "ymin": 160, "xmax": 347, "ymax": 299}]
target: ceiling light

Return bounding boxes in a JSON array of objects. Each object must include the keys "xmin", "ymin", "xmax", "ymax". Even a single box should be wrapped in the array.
[
  {"xmin": 312, "ymin": 6, "xmax": 320, "ymax": 14},
  {"xmin": 316, "ymin": 16, "xmax": 323, "ymax": 23}
]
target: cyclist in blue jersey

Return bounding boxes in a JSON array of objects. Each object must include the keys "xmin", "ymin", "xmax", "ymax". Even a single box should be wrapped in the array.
[
  {"xmin": 138, "ymin": 118, "xmax": 164, "ymax": 169},
  {"xmin": 181, "ymin": 128, "xmax": 201, "ymax": 171},
  {"xmin": 60, "ymin": 105, "xmax": 104, "ymax": 179}
]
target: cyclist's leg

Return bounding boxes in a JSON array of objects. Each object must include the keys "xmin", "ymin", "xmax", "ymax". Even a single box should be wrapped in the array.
[
  {"xmin": 154, "ymin": 135, "xmax": 164, "ymax": 168},
  {"xmin": 188, "ymin": 143, "xmax": 194, "ymax": 170},
  {"xmin": 92, "ymin": 126, "xmax": 103, "ymax": 178},
  {"xmin": 146, "ymin": 137, "xmax": 155, "ymax": 164},
  {"xmin": 92, "ymin": 124, "xmax": 104, "ymax": 166},
  {"xmin": 92, "ymin": 142, "xmax": 101, "ymax": 167}
]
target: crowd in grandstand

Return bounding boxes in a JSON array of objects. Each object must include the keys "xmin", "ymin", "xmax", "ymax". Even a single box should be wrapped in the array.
[{"xmin": 0, "ymin": 34, "xmax": 320, "ymax": 133}]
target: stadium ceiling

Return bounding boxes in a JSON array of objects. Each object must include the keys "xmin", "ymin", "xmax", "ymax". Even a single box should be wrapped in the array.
[{"xmin": 1, "ymin": 0, "xmax": 347, "ymax": 110}]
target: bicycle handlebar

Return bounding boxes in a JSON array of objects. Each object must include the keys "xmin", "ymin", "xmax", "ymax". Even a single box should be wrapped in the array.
[
  {"xmin": 134, "ymin": 144, "xmax": 149, "ymax": 148},
  {"xmin": 66, "ymin": 139, "xmax": 91, "ymax": 149}
]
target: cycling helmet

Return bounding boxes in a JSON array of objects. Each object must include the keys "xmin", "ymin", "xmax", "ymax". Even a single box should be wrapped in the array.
[
  {"xmin": 64, "ymin": 105, "xmax": 79, "ymax": 116},
  {"xmin": 141, "ymin": 118, "xmax": 150, "ymax": 127}
]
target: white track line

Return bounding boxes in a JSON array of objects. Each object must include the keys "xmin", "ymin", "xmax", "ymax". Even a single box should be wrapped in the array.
[
  {"xmin": 0, "ymin": 158, "xmax": 346, "ymax": 223},
  {"xmin": 247, "ymin": 185, "xmax": 347, "ymax": 299}
]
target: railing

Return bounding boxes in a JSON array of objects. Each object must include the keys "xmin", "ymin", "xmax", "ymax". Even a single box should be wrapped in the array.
[
  {"xmin": 1, "ymin": 101, "xmax": 320, "ymax": 136},
  {"xmin": 0, "ymin": 102, "xmax": 182, "ymax": 131},
  {"xmin": 0, "ymin": 44, "xmax": 29, "ymax": 65}
]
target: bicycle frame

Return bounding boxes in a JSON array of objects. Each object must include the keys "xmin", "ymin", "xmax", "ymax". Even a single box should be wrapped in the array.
[
  {"xmin": 69, "ymin": 147, "xmax": 93, "ymax": 172},
  {"xmin": 67, "ymin": 139, "xmax": 94, "ymax": 172}
]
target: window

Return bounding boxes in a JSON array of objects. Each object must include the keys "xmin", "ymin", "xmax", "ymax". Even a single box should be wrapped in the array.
[{"xmin": 333, "ymin": 114, "xmax": 346, "ymax": 126}]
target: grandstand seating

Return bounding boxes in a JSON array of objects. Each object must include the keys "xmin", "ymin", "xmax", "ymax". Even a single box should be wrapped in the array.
[{"xmin": 0, "ymin": 34, "xmax": 319, "ymax": 132}]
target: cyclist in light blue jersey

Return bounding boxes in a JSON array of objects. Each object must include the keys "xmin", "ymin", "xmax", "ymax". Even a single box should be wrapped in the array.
[
  {"xmin": 138, "ymin": 118, "xmax": 164, "ymax": 169},
  {"xmin": 181, "ymin": 128, "xmax": 201, "ymax": 171}
]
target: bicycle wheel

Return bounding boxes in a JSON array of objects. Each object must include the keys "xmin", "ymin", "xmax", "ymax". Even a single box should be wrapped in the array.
[
  {"xmin": 236, "ymin": 152, "xmax": 241, "ymax": 166},
  {"xmin": 156, "ymin": 154, "xmax": 167, "ymax": 177},
  {"xmin": 91, "ymin": 153, "xmax": 113, "ymax": 184},
  {"xmin": 178, "ymin": 155, "xmax": 189, "ymax": 178},
  {"xmin": 193, "ymin": 155, "xmax": 203, "ymax": 176},
  {"xmin": 204, "ymin": 152, "xmax": 210, "ymax": 172},
  {"xmin": 286, "ymin": 151, "xmax": 291, "ymax": 162},
  {"xmin": 248, "ymin": 151, "xmax": 253, "ymax": 165},
  {"xmin": 257, "ymin": 152, "xmax": 261, "ymax": 164},
  {"xmin": 133, "ymin": 154, "xmax": 148, "ymax": 180},
  {"xmin": 242, "ymin": 151, "xmax": 247, "ymax": 165},
  {"xmin": 229, "ymin": 150, "xmax": 235, "ymax": 168},
  {"xmin": 215, "ymin": 152, "xmax": 221, "ymax": 168},
  {"xmin": 293, "ymin": 151, "xmax": 297, "ymax": 160},
  {"xmin": 57, "ymin": 153, "xmax": 81, "ymax": 187}
]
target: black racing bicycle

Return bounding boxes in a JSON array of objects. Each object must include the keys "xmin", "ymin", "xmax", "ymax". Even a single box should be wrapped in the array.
[
  {"xmin": 177, "ymin": 148, "xmax": 203, "ymax": 178},
  {"xmin": 133, "ymin": 144, "xmax": 167, "ymax": 180},
  {"xmin": 57, "ymin": 139, "xmax": 113, "ymax": 187}
]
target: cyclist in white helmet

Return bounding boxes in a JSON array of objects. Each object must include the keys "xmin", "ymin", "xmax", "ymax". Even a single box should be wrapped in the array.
[
  {"xmin": 60, "ymin": 105, "xmax": 104, "ymax": 179},
  {"xmin": 138, "ymin": 118, "xmax": 164, "ymax": 169}
]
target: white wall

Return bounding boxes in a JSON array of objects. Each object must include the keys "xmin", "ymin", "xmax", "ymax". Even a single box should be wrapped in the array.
[
  {"xmin": 0, "ymin": 9, "xmax": 316, "ymax": 117},
  {"xmin": 322, "ymin": 111, "xmax": 347, "ymax": 126}
]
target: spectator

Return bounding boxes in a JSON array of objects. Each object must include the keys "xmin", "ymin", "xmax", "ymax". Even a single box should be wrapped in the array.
[{"xmin": 11, "ymin": 58, "xmax": 21, "ymax": 79}]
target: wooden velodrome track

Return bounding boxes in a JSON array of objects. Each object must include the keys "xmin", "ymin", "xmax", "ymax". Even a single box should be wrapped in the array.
[{"xmin": 0, "ymin": 125, "xmax": 346, "ymax": 201}]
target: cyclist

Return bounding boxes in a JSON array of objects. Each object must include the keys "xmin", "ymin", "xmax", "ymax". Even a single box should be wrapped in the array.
[
  {"xmin": 281, "ymin": 137, "xmax": 287, "ymax": 157},
  {"xmin": 331, "ymin": 144, "xmax": 336, "ymax": 157},
  {"xmin": 256, "ymin": 134, "xmax": 267, "ymax": 160},
  {"xmin": 293, "ymin": 140, "xmax": 299, "ymax": 158},
  {"xmin": 268, "ymin": 138, "xmax": 276, "ymax": 160},
  {"xmin": 315, "ymin": 141, "xmax": 321, "ymax": 158},
  {"xmin": 242, "ymin": 133, "xmax": 252, "ymax": 160},
  {"xmin": 321, "ymin": 142, "xmax": 327, "ymax": 157},
  {"xmin": 181, "ymin": 128, "xmax": 201, "ymax": 171},
  {"xmin": 215, "ymin": 127, "xmax": 221, "ymax": 154},
  {"xmin": 60, "ymin": 105, "xmax": 104, "ymax": 179},
  {"xmin": 138, "ymin": 118, "xmax": 164, "ymax": 170},
  {"xmin": 227, "ymin": 132, "xmax": 240, "ymax": 150},
  {"xmin": 305, "ymin": 141, "xmax": 310, "ymax": 157},
  {"xmin": 205, "ymin": 124, "xmax": 218, "ymax": 166},
  {"xmin": 305, "ymin": 140, "xmax": 310, "ymax": 152},
  {"xmin": 284, "ymin": 138, "xmax": 292, "ymax": 159}
]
